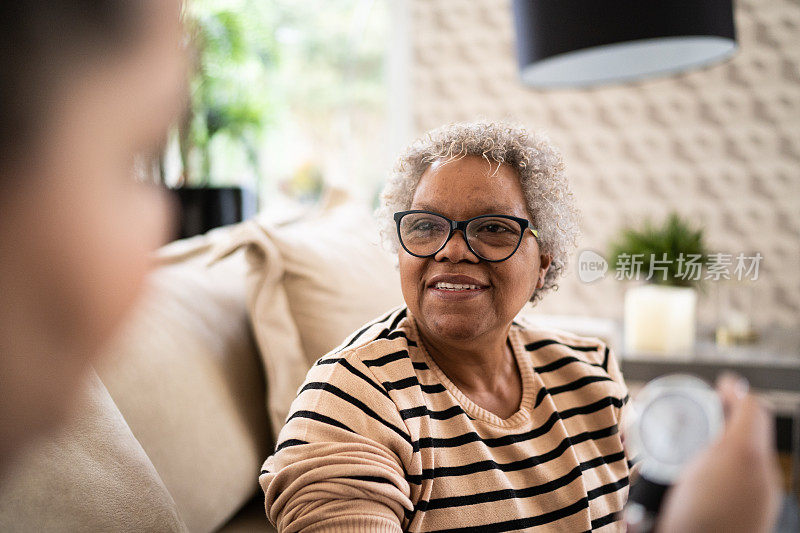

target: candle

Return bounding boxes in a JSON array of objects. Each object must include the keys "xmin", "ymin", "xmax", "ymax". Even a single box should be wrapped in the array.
[{"xmin": 624, "ymin": 284, "xmax": 697, "ymax": 355}]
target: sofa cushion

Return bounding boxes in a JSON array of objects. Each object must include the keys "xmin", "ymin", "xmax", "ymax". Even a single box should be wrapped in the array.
[
  {"xmin": 208, "ymin": 199, "xmax": 405, "ymax": 446},
  {"xmin": 270, "ymin": 201, "xmax": 405, "ymax": 366},
  {"xmin": 0, "ymin": 372, "xmax": 186, "ymax": 532},
  {"xmin": 97, "ymin": 224, "xmax": 272, "ymax": 533},
  {"xmin": 207, "ymin": 222, "xmax": 313, "ymax": 446}
]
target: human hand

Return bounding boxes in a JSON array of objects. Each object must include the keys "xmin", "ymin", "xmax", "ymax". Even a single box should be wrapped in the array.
[{"xmin": 655, "ymin": 374, "xmax": 782, "ymax": 533}]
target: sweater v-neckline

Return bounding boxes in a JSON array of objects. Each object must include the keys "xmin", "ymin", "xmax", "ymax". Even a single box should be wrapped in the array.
[{"xmin": 408, "ymin": 315, "xmax": 535, "ymax": 428}]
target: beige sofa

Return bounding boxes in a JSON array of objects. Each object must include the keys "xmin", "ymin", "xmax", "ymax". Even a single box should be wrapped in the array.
[
  {"xmin": 0, "ymin": 191, "xmax": 621, "ymax": 532},
  {"xmin": 0, "ymin": 192, "xmax": 407, "ymax": 532}
]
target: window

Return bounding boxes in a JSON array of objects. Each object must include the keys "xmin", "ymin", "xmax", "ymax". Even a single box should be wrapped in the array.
[{"xmin": 165, "ymin": 0, "xmax": 409, "ymax": 215}]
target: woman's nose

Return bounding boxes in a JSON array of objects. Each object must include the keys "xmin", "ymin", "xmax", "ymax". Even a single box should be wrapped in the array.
[{"xmin": 433, "ymin": 229, "xmax": 479, "ymax": 263}]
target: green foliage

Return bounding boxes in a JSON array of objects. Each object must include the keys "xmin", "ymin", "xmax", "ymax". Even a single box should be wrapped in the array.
[
  {"xmin": 176, "ymin": 0, "xmax": 390, "ymax": 199},
  {"xmin": 280, "ymin": 161, "xmax": 324, "ymax": 202},
  {"xmin": 608, "ymin": 212, "xmax": 709, "ymax": 287},
  {"xmin": 180, "ymin": 0, "xmax": 278, "ymax": 184}
]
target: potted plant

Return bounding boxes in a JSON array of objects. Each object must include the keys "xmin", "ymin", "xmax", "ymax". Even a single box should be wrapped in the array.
[
  {"xmin": 608, "ymin": 212, "xmax": 708, "ymax": 356},
  {"xmin": 171, "ymin": 2, "xmax": 275, "ymax": 238}
]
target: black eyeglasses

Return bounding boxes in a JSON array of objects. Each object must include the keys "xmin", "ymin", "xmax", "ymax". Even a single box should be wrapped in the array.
[{"xmin": 394, "ymin": 210, "xmax": 539, "ymax": 262}]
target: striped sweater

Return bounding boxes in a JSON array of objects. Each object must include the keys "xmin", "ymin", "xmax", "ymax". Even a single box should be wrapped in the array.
[{"xmin": 260, "ymin": 307, "xmax": 631, "ymax": 532}]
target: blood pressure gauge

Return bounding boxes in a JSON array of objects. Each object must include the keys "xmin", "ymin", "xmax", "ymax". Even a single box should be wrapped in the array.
[
  {"xmin": 625, "ymin": 373, "xmax": 725, "ymax": 484},
  {"xmin": 622, "ymin": 374, "xmax": 725, "ymax": 532}
]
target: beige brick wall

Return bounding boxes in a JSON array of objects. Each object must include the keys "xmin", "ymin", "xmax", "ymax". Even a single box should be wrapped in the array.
[{"xmin": 407, "ymin": 0, "xmax": 800, "ymax": 328}]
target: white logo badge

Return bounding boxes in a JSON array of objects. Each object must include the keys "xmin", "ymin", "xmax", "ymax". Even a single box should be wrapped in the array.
[{"xmin": 578, "ymin": 249, "xmax": 608, "ymax": 283}]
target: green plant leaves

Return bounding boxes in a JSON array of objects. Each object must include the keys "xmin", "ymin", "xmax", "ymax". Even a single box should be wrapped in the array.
[
  {"xmin": 181, "ymin": 1, "xmax": 279, "ymax": 184},
  {"xmin": 608, "ymin": 212, "xmax": 709, "ymax": 287}
]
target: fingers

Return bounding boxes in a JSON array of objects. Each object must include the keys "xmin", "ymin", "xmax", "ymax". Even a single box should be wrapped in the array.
[
  {"xmin": 715, "ymin": 372, "xmax": 749, "ymax": 420},
  {"xmin": 715, "ymin": 373, "xmax": 774, "ymax": 454}
]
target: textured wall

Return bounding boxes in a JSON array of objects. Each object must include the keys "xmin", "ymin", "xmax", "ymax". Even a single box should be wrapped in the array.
[{"xmin": 407, "ymin": 0, "xmax": 800, "ymax": 328}]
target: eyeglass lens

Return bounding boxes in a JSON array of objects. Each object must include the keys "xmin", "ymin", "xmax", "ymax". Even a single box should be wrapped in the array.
[{"xmin": 398, "ymin": 212, "xmax": 523, "ymax": 261}]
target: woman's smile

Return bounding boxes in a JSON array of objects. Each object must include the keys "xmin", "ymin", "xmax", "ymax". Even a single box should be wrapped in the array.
[{"xmin": 427, "ymin": 273, "xmax": 490, "ymax": 300}]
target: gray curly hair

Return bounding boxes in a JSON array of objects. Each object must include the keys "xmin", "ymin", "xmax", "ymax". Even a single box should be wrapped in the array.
[{"xmin": 375, "ymin": 121, "xmax": 580, "ymax": 303}]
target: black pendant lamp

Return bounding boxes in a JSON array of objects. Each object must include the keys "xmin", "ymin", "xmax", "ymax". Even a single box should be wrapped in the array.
[{"xmin": 511, "ymin": 0, "xmax": 737, "ymax": 88}]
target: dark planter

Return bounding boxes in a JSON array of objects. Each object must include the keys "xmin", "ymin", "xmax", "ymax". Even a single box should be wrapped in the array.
[{"xmin": 169, "ymin": 186, "xmax": 257, "ymax": 240}]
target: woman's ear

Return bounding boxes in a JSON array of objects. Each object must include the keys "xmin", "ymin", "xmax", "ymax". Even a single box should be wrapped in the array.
[{"xmin": 537, "ymin": 254, "xmax": 553, "ymax": 288}]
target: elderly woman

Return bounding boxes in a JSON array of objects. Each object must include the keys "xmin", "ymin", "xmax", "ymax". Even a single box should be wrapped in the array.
[
  {"xmin": 259, "ymin": 121, "xmax": 781, "ymax": 532},
  {"xmin": 261, "ymin": 121, "xmax": 630, "ymax": 531}
]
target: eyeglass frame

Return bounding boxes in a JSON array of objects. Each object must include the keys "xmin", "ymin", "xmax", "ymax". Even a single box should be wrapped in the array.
[{"xmin": 393, "ymin": 209, "xmax": 540, "ymax": 263}]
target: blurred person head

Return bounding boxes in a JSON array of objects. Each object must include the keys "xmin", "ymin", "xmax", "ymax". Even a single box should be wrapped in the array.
[{"xmin": 0, "ymin": 0, "xmax": 186, "ymax": 469}]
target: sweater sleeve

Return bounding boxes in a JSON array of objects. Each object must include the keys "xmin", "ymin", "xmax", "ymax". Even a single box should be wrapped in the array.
[{"xmin": 259, "ymin": 350, "xmax": 415, "ymax": 533}]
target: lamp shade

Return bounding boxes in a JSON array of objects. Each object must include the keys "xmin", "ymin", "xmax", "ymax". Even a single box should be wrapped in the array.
[{"xmin": 511, "ymin": 0, "xmax": 737, "ymax": 88}]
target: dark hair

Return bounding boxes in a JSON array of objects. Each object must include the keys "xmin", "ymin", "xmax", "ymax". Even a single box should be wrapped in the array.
[{"xmin": 0, "ymin": 1, "xmax": 150, "ymax": 176}]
